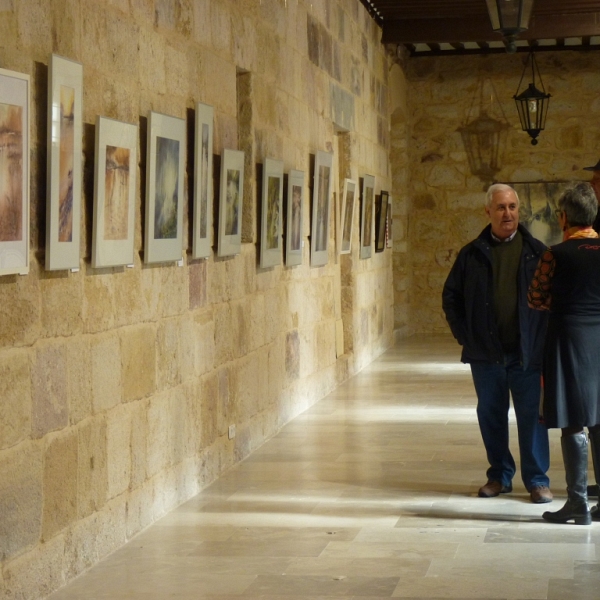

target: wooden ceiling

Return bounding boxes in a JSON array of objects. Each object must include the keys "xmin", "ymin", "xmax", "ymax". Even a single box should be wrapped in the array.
[{"xmin": 359, "ymin": 0, "xmax": 600, "ymax": 56}]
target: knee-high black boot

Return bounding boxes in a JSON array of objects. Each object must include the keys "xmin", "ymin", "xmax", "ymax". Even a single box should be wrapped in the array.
[
  {"xmin": 589, "ymin": 429, "xmax": 600, "ymax": 520},
  {"xmin": 543, "ymin": 433, "xmax": 591, "ymax": 525}
]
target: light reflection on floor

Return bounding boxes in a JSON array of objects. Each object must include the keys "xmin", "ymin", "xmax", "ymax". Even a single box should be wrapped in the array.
[{"xmin": 48, "ymin": 335, "xmax": 599, "ymax": 600}]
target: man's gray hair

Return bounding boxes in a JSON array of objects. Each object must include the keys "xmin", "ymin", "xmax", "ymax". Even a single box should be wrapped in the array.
[{"xmin": 485, "ymin": 183, "xmax": 520, "ymax": 208}]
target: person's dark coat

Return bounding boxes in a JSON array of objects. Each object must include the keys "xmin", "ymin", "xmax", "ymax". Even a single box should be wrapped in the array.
[{"xmin": 442, "ymin": 223, "xmax": 548, "ymax": 370}]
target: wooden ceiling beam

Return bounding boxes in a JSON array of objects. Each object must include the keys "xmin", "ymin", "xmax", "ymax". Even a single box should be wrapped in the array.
[{"xmin": 381, "ymin": 12, "xmax": 600, "ymax": 44}]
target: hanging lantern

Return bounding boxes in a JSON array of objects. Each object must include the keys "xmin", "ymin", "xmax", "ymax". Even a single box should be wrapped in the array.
[
  {"xmin": 513, "ymin": 52, "xmax": 550, "ymax": 146},
  {"xmin": 485, "ymin": 0, "xmax": 534, "ymax": 53}
]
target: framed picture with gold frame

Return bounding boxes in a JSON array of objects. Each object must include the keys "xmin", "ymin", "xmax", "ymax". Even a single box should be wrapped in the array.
[{"xmin": 0, "ymin": 67, "xmax": 30, "ymax": 276}]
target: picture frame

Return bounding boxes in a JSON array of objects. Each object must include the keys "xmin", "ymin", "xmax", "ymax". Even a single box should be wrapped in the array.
[
  {"xmin": 144, "ymin": 111, "xmax": 186, "ymax": 264},
  {"xmin": 340, "ymin": 178, "xmax": 357, "ymax": 254},
  {"xmin": 0, "ymin": 67, "xmax": 30, "ymax": 277},
  {"xmin": 360, "ymin": 174, "xmax": 375, "ymax": 259},
  {"xmin": 375, "ymin": 190, "xmax": 389, "ymax": 253},
  {"xmin": 91, "ymin": 116, "xmax": 138, "ymax": 268},
  {"xmin": 285, "ymin": 169, "xmax": 304, "ymax": 266},
  {"xmin": 218, "ymin": 148, "xmax": 245, "ymax": 258},
  {"xmin": 192, "ymin": 102, "xmax": 213, "ymax": 259},
  {"xmin": 310, "ymin": 150, "xmax": 333, "ymax": 267},
  {"xmin": 46, "ymin": 54, "xmax": 83, "ymax": 271},
  {"xmin": 386, "ymin": 193, "xmax": 393, "ymax": 249},
  {"xmin": 260, "ymin": 157, "xmax": 284, "ymax": 268}
]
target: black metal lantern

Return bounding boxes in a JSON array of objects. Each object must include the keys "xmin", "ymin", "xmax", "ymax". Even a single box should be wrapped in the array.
[
  {"xmin": 513, "ymin": 52, "xmax": 550, "ymax": 146},
  {"xmin": 485, "ymin": 0, "xmax": 534, "ymax": 53}
]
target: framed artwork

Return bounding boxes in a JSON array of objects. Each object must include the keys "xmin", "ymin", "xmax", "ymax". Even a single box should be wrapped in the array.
[
  {"xmin": 375, "ymin": 190, "xmax": 389, "ymax": 253},
  {"xmin": 340, "ymin": 178, "xmax": 357, "ymax": 254},
  {"xmin": 386, "ymin": 193, "xmax": 393, "ymax": 249},
  {"xmin": 192, "ymin": 102, "xmax": 213, "ymax": 259},
  {"xmin": 218, "ymin": 149, "xmax": 245, "ymax": 257},
  {"xmin": 46, "ymin": 54, "xmax": 83, "ymax": 271},
  {"xmin": 144, "ymin": 111, "xmax": 186, "ymax": 264},
  {"xmin": 511, "ymin": 181, "xmax": 567, "ymax": 247},
  {"xmin": 360, "ymin": 174, "xmax": 375, "ymax": 259},
  {"xmin": 310, "ymin": 150, "xmax": 333, "ymax": 267},
  {"xmin": 0, "ymin": 68, "xmax": 29, "ymax": 277},
  {"xmin": 91, "ymin": 117, "xmax": 138, "ymax": 268},
  {"xmin": 285, "ymin": 169, "xmax": 304, "ymax": 266},
  {"xmin": 260, "ymin": 157, "xmax": 284, "ymax": 268}
]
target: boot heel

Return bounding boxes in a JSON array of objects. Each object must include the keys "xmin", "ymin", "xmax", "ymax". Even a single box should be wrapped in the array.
[{"xmin": 574, "ymin": 513, "xmax": 592, "ymax": 525}]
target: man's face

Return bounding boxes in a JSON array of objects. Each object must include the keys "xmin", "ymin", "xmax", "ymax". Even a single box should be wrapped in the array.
[
  {"xmin": 485, "ymin": 189, "xmax": 519, "ymax": 240},
  {"xmin": 590, "ymin": 171, "xmax": 600, "ymax": 202}
]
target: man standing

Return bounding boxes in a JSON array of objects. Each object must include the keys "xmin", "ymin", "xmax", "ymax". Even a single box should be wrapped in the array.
[
  {"xmin": 442, "ymin": 183, "xmax": 553, "ymax": 503},
  {"xmin": 583, "ymin": 159, "xmax": 600, "ymax": 233}
]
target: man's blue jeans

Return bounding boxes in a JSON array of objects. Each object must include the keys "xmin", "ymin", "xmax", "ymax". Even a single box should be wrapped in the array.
[{"xmin": 470, "ymin": 353, "xmax": 550, "ymax": 490}]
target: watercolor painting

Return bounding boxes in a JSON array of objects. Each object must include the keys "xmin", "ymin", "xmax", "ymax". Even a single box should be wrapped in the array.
[
  {"xmin": 154, "ymin": 136, "xmax": 180, "ymax": 240},
  {"xmin": 58, "ymin": 85, "xmax": 74, "ymax": 242},
  {"xmin": 225, "ymin": 168, "xmax": 240, "ymax": 236},
  {"xmin": 200, "ymin": 122, "xmax": 209, "ymax": 238},
  {"xmin": 267, "ymin": 175, "xmax": 280, "ymax": 250},
  {"xmin": 0, "ymin": 102, "xmax": 23, "ymax": 242},
  {"xmin": 290, "ymin": 184, "xmax": 302, "ymax": 251},
  {"xmin": 315, "ymin": 164, "xmax": 330, "ymax": 252},
  {"xmin": 103, "ymin": 145, "xmax": 130, "ymax": 241},
  {"xmin": 340, "ymin": 178, "xmax": 356, "ymax": 254}
]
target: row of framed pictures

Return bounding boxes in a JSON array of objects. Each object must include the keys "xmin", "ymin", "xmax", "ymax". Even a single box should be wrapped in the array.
[{"xmin": 0, "ymin": 54, "xmax": 390, "ymax": 277}]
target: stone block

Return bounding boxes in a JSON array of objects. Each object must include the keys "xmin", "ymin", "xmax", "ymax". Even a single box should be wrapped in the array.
[
  {"xmin": 126, "ymin": 481, "xmax": 155, "ymax": 539},
  {"xmin": 0, "ymin": 349, "xmax": 31, "ymax": 450},
  {"xmin": 189, "ymin": 260, "xmax": 208, "ymax": 310},
  {"xmin": 113, "ymin": 268, "xmax": 150, "ymax": 328},
  {"xmin": 0, "ymin": 442, "xmax": 43, "ymax": 560},
  {"xmin": 199, "ymin": 372, "xmax": 218, "ymax": 447},
  {"xmin": 42, "ymin": 430, "xmax": 78, "ymax": 541},
  {"xmin": 236, "ymin": 352, "xmax": 261, "ymax": 421},
  {"xmin": 147, "ymin": 393, "xmax": 170, "ymax": 477},
  {"xmin": 31, "ymin": 343, "xmax": 68, "ymax": 439},
  {"xmin": 83, "ymin": 275, "xmax": 115, "ymax": 334},
  {"xmin": 216, "ymin": 365, "xmax": 236, "ymax": 437},
  {"xmin": 193, "ymin": 308, "xmax": 215, "ymax": 377},
  {"xmin": 16, "ymin": 0, "xmax": 52, "ymax": 55},
  {"xmin": 138, "ymin": 25, "xmax": 166, "ymax": 95},
  {"xmin": 285, "ymin": 329, "xmax": 300, "ymax": 382},
  {"xmin": 67, "ymin": 336, "xmax": 92, "ymax": 426},
  {"xmin": 159, "ymin": 265, "xmax": 189, "ymax": 318},
  {"xmin": 106, "ymin": 404, "xmax": 132, "ymax": 500},
  {"xmin": 91, "ymin": 333, "xmax": 122, "ymax": 413},
  {"xmin": 129, "ymin": 399, "xmax": 149, "ymax": 489},
  {"xmin": 77, "ymin": 417, "xmax": 107, "ymax": 518},
  {"xmin": 156, "ymin": 318, "xmax": 183, "ymax": 391},
  {"xmin": 120, "ymin": 324, "xmax": 156, "ymax": 402},
  {"xmin": 213, "ymin": 302, "xmax": 234, "ymax": 364},
  {"xmin": 2, "ymin": 534, "xmax": 64, "ymax": 600},
  {"xmin": 40, "ymin": 273, "xmax": 84, "ymax": 339},
  {"xmin": 168, "ymin": 387, "xmax": 193, "ymax": 466}
]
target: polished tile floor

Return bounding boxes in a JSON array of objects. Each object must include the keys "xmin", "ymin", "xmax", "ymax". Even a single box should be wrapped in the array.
[{"xmin": 49, "ymin": 335, "xmax": 600, "ymax": 600}]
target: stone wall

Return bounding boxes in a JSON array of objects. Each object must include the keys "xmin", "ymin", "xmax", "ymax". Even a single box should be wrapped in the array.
[
  {"xmin": 0, "ymin": 1, "xmax": 396, "ymax": 598},
  {"xmin": 399, "ymin": 51, "xmax": 600, "ymax": 334}
]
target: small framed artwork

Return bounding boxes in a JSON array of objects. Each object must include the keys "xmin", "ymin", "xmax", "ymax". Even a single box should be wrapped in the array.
[
  {"xmin": 218, "ymin": 149, "xmax": 245, "ymax": 257},
  {"xmin": 91, "ymin": 116, "xmax": 138, "ymax": 268},
  {"xmin": 46, "ymin": 54, "xmax": 83, "ymax": 271},
  {"xmin": 310, "ymin": 150, "xmax": 333, "ymax": 267},
  {"xmin": 340, "ymin": 178, "xmax": 357, "ymax": 254},
  {"xmin": 285, "ymin": 169, "xmax": 304, "ymax": 266},
  {"xmin": 192, "ymin": 102, "xmax": 213, "ymax": 259},
  {"xmin": 260, "ymin": 157, "xmax": 284, "ymax": 268},
  {"xmin": 386, "ymin": 193, "xmax": 393, "ymax": 249},
  {"xmin": 360, "ymin": 174, "xmax": 375, "ymax": 259},
  {"xmin": 0, "ymin": 68, "xmax": 30, "ymax": 277},
  {"xmin": 375, "ymin": 190, "xmax": 389, "ymax": 253},
  {"xmin": 144, "ymin": 111, "xmax": 186, "ymax": 264}
]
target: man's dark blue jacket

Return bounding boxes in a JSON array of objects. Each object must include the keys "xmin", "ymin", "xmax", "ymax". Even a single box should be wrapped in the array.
[{"xmin": 442, "ymin": 223, "xmax": 548, "ymax": 370}]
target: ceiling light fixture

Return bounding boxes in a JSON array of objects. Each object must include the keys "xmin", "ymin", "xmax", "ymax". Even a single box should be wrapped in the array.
[
  {"xmin": 485, "ymin": 0, "xmax": 535, "ymax": 53},
  {"xmin": 513, "ymin": 51, "xmax": 550, "ymax": 146}
]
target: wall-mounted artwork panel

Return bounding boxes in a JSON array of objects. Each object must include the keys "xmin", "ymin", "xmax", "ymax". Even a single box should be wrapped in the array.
[
  {"xmin": 360, "ymin": 174, "xmax": 375, "ymax": 259},
  {"xmin": 285, "ymin": 169, "xmax": 304, "ymax": 267},
  {"xmin": 260, "ymin": 158, "xmax": 283, "ymax": 268},
  {"xmin": 92, "ymin": 117, "xmax": 138, "ymax": 268},
  {"xmin": 218, "ymin": 149, "xmax": 244, "ymax": 257},
  {"xmin": 193, "ymin": 102, "xmax": 213, "ymax": 259},
  {"xmin": 0, "ymin": 67, "xmax": 30, "ymax": 276},
  {"xmin": 46, "ymin": 54, "xmax": 83, "ymax": 271},
  {"xmin": 375, "ymin": 190, "xmax": 389, "ymax": 253},
  {"xmin": 144, "ymin": 111, "xmax": 186, "ymax": 264},
  {"xmin": 311, "ymin": 150, "xmax": 333, "ymax": 267},
  {"xmin": 340, "ymin": 178, "xmax": 356, "ymax": 255}
]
